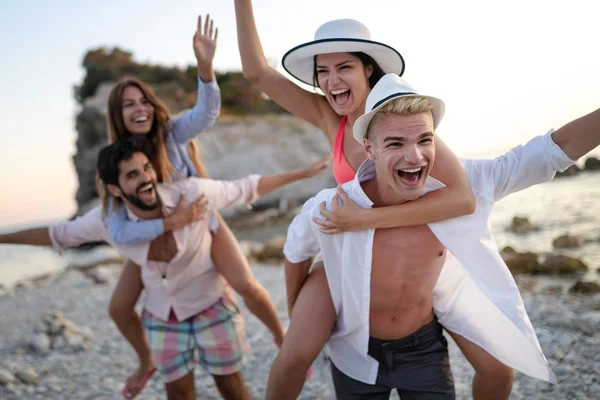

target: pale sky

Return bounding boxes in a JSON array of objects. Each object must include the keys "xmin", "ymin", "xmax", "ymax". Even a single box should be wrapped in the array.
[{"xmin": 0, "ymin": 0, "xmax": 599, "ymax": 228}]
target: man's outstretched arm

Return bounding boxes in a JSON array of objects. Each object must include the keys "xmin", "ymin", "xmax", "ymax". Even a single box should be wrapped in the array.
[
  {"xmin": 0, "ymin": 228, "xmax": 53, "ymax": 246},
  {"xmin": 552, "ymin": 108, "xmax": 600, "ymax": 160},
  {"xmin": 0, "ymin": 206, "xmax": 105, "ymax": 253}
]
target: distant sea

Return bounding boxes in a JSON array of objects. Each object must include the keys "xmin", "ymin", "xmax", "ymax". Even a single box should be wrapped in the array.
[{"xmin": 0, "ymin": 171, "xmax": 598, "ymax": 291}]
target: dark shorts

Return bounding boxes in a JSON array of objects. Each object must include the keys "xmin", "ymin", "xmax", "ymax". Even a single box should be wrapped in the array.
[{"xmin": 331, "ymin": 318, "xmax": 455, "ymax": 399}]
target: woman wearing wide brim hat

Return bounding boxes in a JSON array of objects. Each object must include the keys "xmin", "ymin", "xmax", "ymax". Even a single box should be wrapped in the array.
[{"xmin": 233, "ymin": 2, "xmax": 500, "ymax": 398}]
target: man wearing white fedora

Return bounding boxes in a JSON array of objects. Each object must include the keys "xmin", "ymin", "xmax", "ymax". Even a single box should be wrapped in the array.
[{"xmin": 279, "ymin": 73, "xmax": 600, "ymax": 399}]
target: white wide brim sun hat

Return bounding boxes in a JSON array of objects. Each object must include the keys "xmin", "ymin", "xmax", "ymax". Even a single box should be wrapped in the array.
[
  {"xmin": 282, "ymin": 19, "xmax": 405, "ymax": 86},
  {"xmin": 353, "ymin": 73, "xmax": 446, "ymax": 143}
]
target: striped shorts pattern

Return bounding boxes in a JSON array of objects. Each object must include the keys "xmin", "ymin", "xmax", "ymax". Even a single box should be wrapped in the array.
[{"xmin": 142, "ymin": 290, "xmax": 246, "ymax": 383}]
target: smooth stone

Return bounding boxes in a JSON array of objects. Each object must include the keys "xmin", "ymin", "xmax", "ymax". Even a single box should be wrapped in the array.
[
  {"xmin": 30, "ymin": 332, "xmax": 51, "ymax": 355},
  {"xmin": 0, "ymin": 369, "xmax": 16, "ymax": 385},
  {"xmin": 15, "ymin": 365, "xmax": 39, "ymax": 384}
]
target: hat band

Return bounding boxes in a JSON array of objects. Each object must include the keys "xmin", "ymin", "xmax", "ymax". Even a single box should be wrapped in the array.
[{"xmin": 371, "ymin": 92, "xmax": 416, "ymax": 110}]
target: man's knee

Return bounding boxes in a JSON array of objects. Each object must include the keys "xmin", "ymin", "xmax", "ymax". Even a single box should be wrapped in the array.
[
  {"xmin": 107, "ymin": 300, "xmax": 125, "ymax": 323},
  {"xmin": 166, "ymin": 373, "xmax": 195, "ymax": 400},
  {"xmin": 213, "ymin": 372, "xmax": 249, "ymax": 400}
]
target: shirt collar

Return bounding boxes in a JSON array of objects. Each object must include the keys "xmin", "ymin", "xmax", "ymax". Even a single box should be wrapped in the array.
[
  {"xmin": 124, "ymin": 182, "xmax": 178, "ymax": 222},
  {"xmin": 346, "ymin": 159, "xmax": 447, "ymax": 207}
]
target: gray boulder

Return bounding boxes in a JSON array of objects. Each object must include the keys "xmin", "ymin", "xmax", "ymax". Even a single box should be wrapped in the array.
[
  {"xmin": 507, "ymin": 216, "xmax": 539, "ymax": 234},
  {"xmin": 555, "ymin": 164, "xmax": 581, "ymax": 178},
  {"xmin": 584, "ymin": 157, "xmax": 600, "ymax": 171},
  {"xmin": 539, "ymin": 254, "xmax": 588, "ymax": 274}
]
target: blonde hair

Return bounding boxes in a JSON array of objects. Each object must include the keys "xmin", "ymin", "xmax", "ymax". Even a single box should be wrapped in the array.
[{"xmin": 366, "ymin": 96, "xmax": 434, "ymax": 142}]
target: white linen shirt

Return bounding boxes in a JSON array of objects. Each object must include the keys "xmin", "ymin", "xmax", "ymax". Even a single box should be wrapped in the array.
[
  {"xmin": 50, "ymin": 175, "xmax": 260, "ymax": 321},
  {"xmin": 284, "ymin": 130, "xmax": 573, "ymax": 385}
]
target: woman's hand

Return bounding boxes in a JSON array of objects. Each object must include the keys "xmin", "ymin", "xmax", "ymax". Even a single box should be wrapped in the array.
[
  {"xmin": 194, "ymin": 15, "xmax": 218, "ymax": 81},
  {"xmin": 312, "ymin": 186, "xmax": 368, "ymax": 234},
  {"xmin": 301, "ymin": 155, "xmax": 333, "ymax": 178},
  {"xmin": 164, "ymin": 194, "xmax": 208, "ymax": 232}
]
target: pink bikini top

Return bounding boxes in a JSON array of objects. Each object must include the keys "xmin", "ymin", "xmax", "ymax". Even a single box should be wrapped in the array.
[{"xmin": 333, "ymin": 115, "xmax": 357, "ymax": 185}]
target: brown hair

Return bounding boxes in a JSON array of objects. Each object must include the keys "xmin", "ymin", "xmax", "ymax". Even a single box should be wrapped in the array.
[
  {"xmin": 100, "ymin": 77, "xmax": 209, "ymax": 211},
  {"xmin": 312, "ymin": 52, "xmax": 385, "ymax": 90}
]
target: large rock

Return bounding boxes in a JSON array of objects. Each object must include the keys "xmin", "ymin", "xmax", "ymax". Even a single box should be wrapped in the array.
[
  {"xmin": 570, "ymin": 281, "xmax": 600, "ymax": 294},
  {"xmin": 553, "ymin": 234, "xmax": 583, "ymax": 249},
  {"xmin": 500, "ymin": 246, "xmax": 540, "ymax": 274},
  {"xmin": 200, "ymin": 116, "xmax": 334, "ymax": 218},
  {"xmin": 73, "ymin": 106, "xmax": 109, "ymax": 212},
  {"xmin": 584, "ymin": 157, "xmax": 600, "ymax": 171},
  {"xmin": 555, "ymin": 164, "xmax": 581, "ymax": 178},
  {"xmin": 507, "ymin": 216, "xmax": 539, "ymax": 234},
  {"xmin": 539, "ymin": 254, "xmax": 588, "ymax": 274}
]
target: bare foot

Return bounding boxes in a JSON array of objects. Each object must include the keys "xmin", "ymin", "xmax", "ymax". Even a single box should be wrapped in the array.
[{"xmin": 124, "ymin": 360, "xmax": 155, "ymax": 399}]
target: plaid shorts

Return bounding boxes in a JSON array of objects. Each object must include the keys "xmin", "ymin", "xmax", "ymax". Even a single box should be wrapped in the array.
[{"xmin": 142, "ymin": 289, "xmax": 246, "ymax": 383}]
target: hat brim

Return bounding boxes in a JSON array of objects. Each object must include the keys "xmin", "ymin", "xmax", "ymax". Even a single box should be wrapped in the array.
[
  {"xmin": 282, "ymin": 38, "xmax": 405, "ymax": 86},
  {"xmin": 353, "ymin": 93, "xmax": 445, "ymax": 143}
]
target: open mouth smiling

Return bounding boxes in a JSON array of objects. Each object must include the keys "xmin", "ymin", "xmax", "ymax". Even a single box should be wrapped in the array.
[
  {"xmin": 396, "ymin": 166, "xmax": 426, "ymax": 185},
  {"xmin": 330, "ymin": 89, "xmax": 350, "ymax": 105},
  {"xmin": 134, "ymin": 116, "xmax": 149, "ymax": 124}
]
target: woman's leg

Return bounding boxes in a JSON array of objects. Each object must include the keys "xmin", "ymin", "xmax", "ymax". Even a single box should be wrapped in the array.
[
  {"xmin": 210, "ymin": 213, "xmax": 285, "ymax": 345},
  {"xmin": 447, "ymin": 331, "xmax": 514, "ymax": 400},
  {"xmin": 266, "ymin": 264, "xmax": 336, "ymax": 400},
  {"xmin": 108, "ymin": 261, "xmax": 154, "ymax": 397}
]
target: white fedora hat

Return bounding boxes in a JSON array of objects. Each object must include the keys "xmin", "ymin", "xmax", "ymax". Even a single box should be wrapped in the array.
[
  {"xmin": 282, "ymin": 19, "xmax": 405, "ymax": 86},
  {"xmin": 353, "ymin": 73, "xmax": 445, "ymax": 143}
]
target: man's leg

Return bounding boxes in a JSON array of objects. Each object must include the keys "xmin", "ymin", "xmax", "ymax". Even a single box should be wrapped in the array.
[
  {"xmin": 382, "ymin": 318, "xmax": 455, "ymax": 400},
  {"xmin": 165, "ymin": 371, "xmax": 195, "ymax": 400},
  {"xmin": 194, "ymin": 290, "xmax": 250, "ymax": 399},
  {"xmin": 212, "ymin": 372, "xmax": 251, "ymax": 400},
  {"xmin": 266, "ymin": 264, "xmax": 336, "ymax": 400},
  {"xmin": 210, "ymin": 214, "xmax": 285, "ymax": 346},
  {"xmin": 448, "ymin": 331, "xmax": 514, "ymax": 400},
  {"xmin": 330, "ymin": 362, "xmax": 390, "ymax": 400},
  {"xmin": 108, "ymin": 261, "xmax": 154, "ymax": 397}
]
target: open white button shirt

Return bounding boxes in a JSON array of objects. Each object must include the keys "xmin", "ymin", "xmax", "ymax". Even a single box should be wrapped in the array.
[
  {"xmin": 49, "ymin": 175, "xmax": 260, "ymax": 321},
  {"xmin": 284, "ymin": 130, "xmax": 573, "ymax": 385}
]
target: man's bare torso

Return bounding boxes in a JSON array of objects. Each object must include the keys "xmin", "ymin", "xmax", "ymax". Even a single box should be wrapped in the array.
[
  {"xmin": 370, "ymin": 225, "xmax": 446, "ymax": 340},
  {"xmin": 147, "ymin": 231, "xmax": 178, "ymax": 262}
]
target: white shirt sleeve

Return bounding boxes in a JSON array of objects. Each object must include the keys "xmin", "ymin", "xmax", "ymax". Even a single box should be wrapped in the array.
[
  {"xmin": 464, "ymin": 130, "xmax": 575, "ymax": 202},
  {"xmin": 283, "ymin": 197, "xmax": 322, "ymax": 263},
  {"xmin": 185, "ymin": 175, "xmax": 261, "ymax": 211},
  {"xmin": 48, "ymin": 206, "xmax": 106, "ymax": 254}
]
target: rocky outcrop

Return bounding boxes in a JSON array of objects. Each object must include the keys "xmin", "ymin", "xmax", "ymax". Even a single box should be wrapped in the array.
[{"xmin": 72, "ymin": 84, "xmax": 111, "ymax": 217}]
